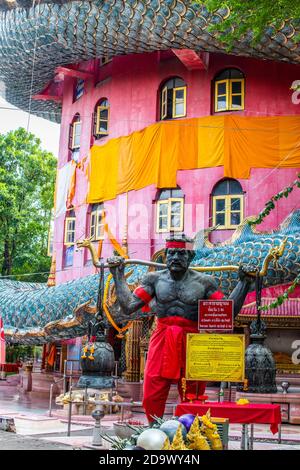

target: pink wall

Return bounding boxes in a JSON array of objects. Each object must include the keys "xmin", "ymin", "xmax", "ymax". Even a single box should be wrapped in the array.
[{"xmin": 54, "ymin": 51, "xmax": 300, "ymax": 284}]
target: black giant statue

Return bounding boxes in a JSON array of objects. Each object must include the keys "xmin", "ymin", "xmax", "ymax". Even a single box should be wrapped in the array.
[{"xmin": 108, "ymin": 235, "xmax": 253, "ymax": 422}]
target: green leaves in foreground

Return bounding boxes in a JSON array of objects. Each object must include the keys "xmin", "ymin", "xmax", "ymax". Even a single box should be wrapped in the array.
[
  {"xmin": 0, "ymin": 128, "xmax": 56, "ymax": 281},
  {"xmin": 194, "ymin": 1, "xmax": 300, "ymax": 48}
]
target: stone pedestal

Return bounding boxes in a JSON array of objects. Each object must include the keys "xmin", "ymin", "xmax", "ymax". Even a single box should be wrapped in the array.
[{"xmin": 19, "ymin": 364, "xmax": 33, "ymax": 392}]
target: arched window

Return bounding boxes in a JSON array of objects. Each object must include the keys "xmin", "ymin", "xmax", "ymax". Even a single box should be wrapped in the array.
[
  {"xmin": 160, "ymin": 77, "xmax": 187, "ymax": 120},
  {"xmin": 93, "ymin": 98, "xmax": 110, "ymax": 139},
  {"xmin": 156, "ymin": 188, "xmax": 184, "ymax": 233},
  {"xmin": 64, "ymin": 209, "xmax": 76, "ymax": 267},
  {"xmin": 212, "ymin": 179, "xmax": 244, "ymax": 229},
  {"xmin": 90, "ymin": 203, "xmax": 105, "ymax": 241},
  {"xmin": 214, "ymin": 69, "xmax": 245, "ymax": 113},
  {"xmin": 68, "ymin": 114, "xmax": 81, "ymax": 161}
]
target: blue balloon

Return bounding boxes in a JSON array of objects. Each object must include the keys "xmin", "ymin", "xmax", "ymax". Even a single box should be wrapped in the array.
[
  {"xmin": 160, "ymin": 420, "xmax": 187, "ymax": 442},
  {"xmin": 178, "ymin": 414, "xmax": 196, "ymax": 432}
]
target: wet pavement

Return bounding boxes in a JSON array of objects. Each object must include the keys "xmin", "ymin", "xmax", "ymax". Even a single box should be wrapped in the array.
[
  {"xmin": 1, "ymin": 376, "xmax": 300, "ymax": 451},
  {"xmin": 0, "ymin": 430, "xmax": 72, "ymax": 450},
  {"xmin": 0, "ymin": 376, "xmax": 55, "ymax": 415}
]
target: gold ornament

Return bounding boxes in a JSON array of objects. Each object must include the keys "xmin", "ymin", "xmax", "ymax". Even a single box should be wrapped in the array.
[
  {"xmin": 236, "ymin": 398, "xmax": 250, "ymax": 405},
  {"xmin": 181, "ymin": 378, "xmax": 187, "ymax": 402},
  {"xmin": 170, "ymin": 425, "xmax": 188, "ymax": 450},
  {"xmin": 81, "ymin": 344, "xmax": 89, "ymax": 359},
  {"xmin": 162, "ymin": 437, "xmax": 171, "ymax": 450},
  {"xmin": 201, "ymin": 410, "xmax": 223, "ymax": 450},
  {"xmin": 187, "ymin": 415, "xmax": 210, "ymax": 451}
]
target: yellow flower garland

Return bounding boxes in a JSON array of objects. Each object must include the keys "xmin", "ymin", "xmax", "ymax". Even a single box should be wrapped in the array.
[{"xmin": 103, "ymin": 273, "xmax": 133, "ymax": 338}]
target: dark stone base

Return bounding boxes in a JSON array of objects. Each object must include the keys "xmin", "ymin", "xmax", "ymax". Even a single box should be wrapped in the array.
[
  {"xmin": 77, "ymin": 375, "xmax": 115, "ymax": 389},
  {"xmin": 237, "ymin": 384, "xmax": 278, "ymax": 394}
]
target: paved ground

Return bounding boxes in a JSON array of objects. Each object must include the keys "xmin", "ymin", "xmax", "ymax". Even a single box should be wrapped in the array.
[
  {"xmin": 1, "ymin": 376, "xmax": 300, "ymax": 451},
  {"xmin": 0, "ymin": 430, "xmax": 72, "ymax": 450}
]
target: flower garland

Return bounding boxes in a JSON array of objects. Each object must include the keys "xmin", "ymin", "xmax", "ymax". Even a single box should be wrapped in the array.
[
  {"xmin": 103, "ymin": 273, "xmax": 133, "ymax": 338},
  {"xmin": 258, "ymin": 273, "xmax": 300, "ymax": 311},
  {"xmin": 248, "ymin": 174, "xmax": 300, "ymax": 226},
  {"xmin": 246, "ymin": 174, "xmax": 300, "ymax": 311}
]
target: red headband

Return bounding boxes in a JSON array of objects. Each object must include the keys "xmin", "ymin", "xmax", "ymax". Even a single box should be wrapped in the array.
[{"xmin": 166, "ymin": 241, "xmax": 186, "ymax": 249}]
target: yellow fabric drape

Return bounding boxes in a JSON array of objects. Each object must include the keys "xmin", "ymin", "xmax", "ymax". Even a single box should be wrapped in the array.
[{"xmin": 87, "ymin": 116, "xmax": 300, "ymax": 203}]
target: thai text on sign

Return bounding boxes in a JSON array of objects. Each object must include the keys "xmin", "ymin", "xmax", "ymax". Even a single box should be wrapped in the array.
[
  {"xmin": 198, "ymin": 299, "xmax": 233, "ymax": 331},
  {"xmin": 186, "ymin": 333, "xmax": 245, "ymax": 382}
]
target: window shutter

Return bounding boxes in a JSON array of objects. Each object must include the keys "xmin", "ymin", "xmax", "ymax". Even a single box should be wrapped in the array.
[
  {"xmin": 68, "ymin": 124, "xmax": 74, "ymax": 150},
  {"xmin": 92, "ymin": 112, "xmax": 97, "ymax": 138},
  {"xmin": 161, "ymin": 86, "xmax": 168, "ymax": 120}
]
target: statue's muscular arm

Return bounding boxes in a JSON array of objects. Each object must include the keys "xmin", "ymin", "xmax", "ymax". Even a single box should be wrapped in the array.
[
  {"xmin": 110, "ymin": 263, "xmax": 157, "ymax": 316},
  {"xmin": 229, "ymin": 274, "xmax": 253, "ymax": 317}
]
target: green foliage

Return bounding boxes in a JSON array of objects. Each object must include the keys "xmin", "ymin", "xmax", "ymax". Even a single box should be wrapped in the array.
[
  {"xmin": 6, "ymin": 344, "xmax": 35, "ymax": 363},
  {"xmin": 244, "ymin": 173, "xmax": 300, "ymax": 312},
  {"xmin": 0, "ymin": 128, "xmax": 56, "ymax": 282},
  {"xmin": 248, "ymin": 175, "xmax": 300, "ymax": 227},
  {"xmin": 259, "ymin": 273, "xmax": 300, "ymax": 312},
  {"xmin": 195, "ymin": 1, "xmax": 300, "ymax": 46}
]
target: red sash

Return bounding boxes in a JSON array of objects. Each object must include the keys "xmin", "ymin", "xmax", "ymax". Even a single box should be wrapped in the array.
[{"xmin": 146, "ymin": 316, "xmax": 198, "ymax": 380}]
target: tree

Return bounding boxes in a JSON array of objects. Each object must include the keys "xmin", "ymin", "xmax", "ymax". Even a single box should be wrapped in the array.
[
  {"xmin": 197, "ymin": 1, "xmax": 300, "ymax": 46},
  {"xmin": 0, "ymin": 128, "xmax": 56, "ymax": 282}
]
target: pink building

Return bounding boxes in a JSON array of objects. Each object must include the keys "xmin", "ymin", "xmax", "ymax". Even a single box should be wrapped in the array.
[{"xmin": 50, "ymin": 51, "xmax": 300, "ymax": 285}]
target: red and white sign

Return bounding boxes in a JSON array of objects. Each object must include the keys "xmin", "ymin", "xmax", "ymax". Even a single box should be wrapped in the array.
[{"xmin": 198, "ymin": 300, "xmax": 234, "ymax": 331}]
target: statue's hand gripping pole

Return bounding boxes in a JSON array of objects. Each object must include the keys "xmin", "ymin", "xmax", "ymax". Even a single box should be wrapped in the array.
[
  {"xmin": 76, "ymin": 237, "xmax": 287, "ymax": 277},
  {"xmin": 76, "ymin": 237, "xmax": 286, "ymax": 335}
]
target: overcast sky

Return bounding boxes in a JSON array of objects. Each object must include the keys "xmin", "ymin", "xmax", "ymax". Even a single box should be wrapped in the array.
[{"xmin": 0, "ymin": 97, "xmax": 60, "ymax": 157}]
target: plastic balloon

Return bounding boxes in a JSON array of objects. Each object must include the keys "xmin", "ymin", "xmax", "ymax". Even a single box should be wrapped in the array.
[
  {"xmin": 137, "ymin": 429, "xmax": 168, "ymax": 450},
  {"xmin": 178, "ymin": 414, "xmax": 196, "ymax": 432},
  {"xmin": 160, "ymin": 420, "xmax": 187, "ymax": 442}
]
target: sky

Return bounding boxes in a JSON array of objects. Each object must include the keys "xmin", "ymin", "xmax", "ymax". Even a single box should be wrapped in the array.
[{"xmin": 0, "ymin": 97, "xmax": 60, "ymax": 157}]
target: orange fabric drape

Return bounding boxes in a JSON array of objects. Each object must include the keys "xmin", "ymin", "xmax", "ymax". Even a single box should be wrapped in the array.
[
  {"xmin": 66, "ymin": 161, "xmax": 77, "ymax": 208},
  {"xmin": 66, "ymin": 157, "xmax": 88, "ymax": 209},
  {"xmin": 87, "ymin": 116, "xmax": 300, "ymax": 204},
  {"xmin": 95, "ymin": 212, "xmax": 128, "ymax": 260},
  {"xmin": 47, "ymin": 344, "xmax": 56, "ymax": 367}
]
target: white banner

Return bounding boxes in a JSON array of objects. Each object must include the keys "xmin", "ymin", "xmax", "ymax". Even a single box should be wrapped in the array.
[{"xmin": 55, "ymin": 161, "xmax": 75, "ymax": 218}]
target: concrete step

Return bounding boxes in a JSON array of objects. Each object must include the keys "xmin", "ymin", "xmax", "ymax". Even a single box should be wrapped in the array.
[{"xmin": 12, "ymin": 415, "xmax": 94, "ymax": 435}]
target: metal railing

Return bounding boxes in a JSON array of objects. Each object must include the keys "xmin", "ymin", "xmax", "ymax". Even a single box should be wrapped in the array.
[
  {"xmin": 48, "ymin": 360, "xmax": 123, "ymax": 437},
  {"xmin": 48, "ymin": 359, "xmax": 80, "ymax": 418}
]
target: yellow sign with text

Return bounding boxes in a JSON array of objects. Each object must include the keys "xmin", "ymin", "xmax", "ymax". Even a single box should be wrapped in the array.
[{"xmin": 186, "ymin": 333, "xmax": 245, "ymax": 382}]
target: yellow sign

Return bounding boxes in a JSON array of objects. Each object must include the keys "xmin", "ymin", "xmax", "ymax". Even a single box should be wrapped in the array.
[{"xmin": 186, "ymin": 333, "xmax": 245, "ymax": 382}]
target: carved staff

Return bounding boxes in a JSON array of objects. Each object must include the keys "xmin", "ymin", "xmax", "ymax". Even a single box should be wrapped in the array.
[{"xmin": 76, "ymin": 238, "xmax": 287, "ymax": 278}]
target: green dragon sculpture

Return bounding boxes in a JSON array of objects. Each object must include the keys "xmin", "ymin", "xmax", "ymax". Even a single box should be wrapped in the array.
[
  {"xmin": 0, "ymin": 1, "xmax": 299, "ymax": 123},
  {"xmin": 1, "ymin": 211, "xmax": 299, "ymax": 344}
]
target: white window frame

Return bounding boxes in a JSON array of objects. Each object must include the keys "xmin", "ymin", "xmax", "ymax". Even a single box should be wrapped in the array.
[
  {"xmin": 156, "ymin": 198, "xmax": 184, "ymax": 233},
  {"xmin": 90, "ymin": 206, "xmax": 105, "ymax": 241},
  {"xmin": 64, "ymin": 216, "xmax": 76, "ymax": 246},
  {"xmin": 71, "ymin": 121, "xmax": 82, "ymax": 150}
]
